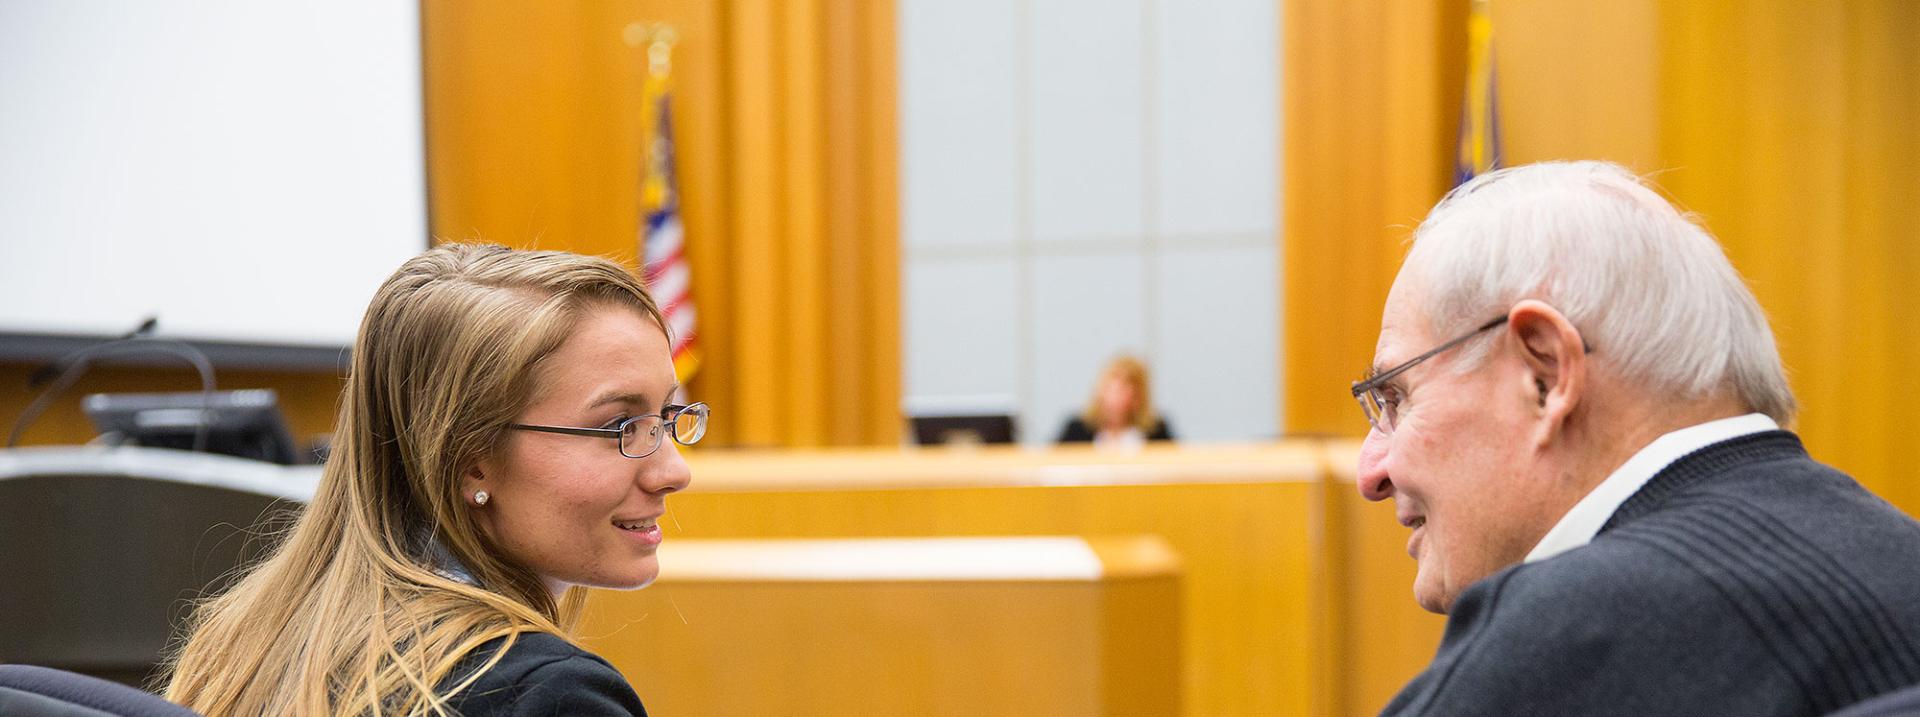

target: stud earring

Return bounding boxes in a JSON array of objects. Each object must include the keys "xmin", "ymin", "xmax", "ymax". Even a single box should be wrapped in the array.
[{"xmin": 473, "ymin": 490, "xmax": 490, "ymax": 506}]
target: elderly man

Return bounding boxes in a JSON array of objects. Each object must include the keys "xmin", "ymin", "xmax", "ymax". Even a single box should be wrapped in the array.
[{"xmin": 1355, "ymin": 161, "xmax": 1920, "ymax": 715}]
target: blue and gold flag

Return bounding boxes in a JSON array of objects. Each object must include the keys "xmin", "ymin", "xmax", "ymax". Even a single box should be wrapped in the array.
[{"xmin": 1454, "ymin": 0, "xmax": 1503, "ymax": 186}]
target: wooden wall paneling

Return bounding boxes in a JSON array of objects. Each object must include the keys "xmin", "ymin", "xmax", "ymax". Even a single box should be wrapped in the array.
[
  {"xmin": 778, "ymin": 0, "xmax": 830, "ymax": 448},
  {"xmin": 1280, "ymin": 0, "xmax": 1463, "ymax": 438},
  {"xmin": 422, "ymin": 0, "xmax": 901, "ymax": 448},
  {"xmin": 1288, "ymin": 4, "xmax": 1920, "ymax": 714},
  {"xmin": 1657, "ymin": 0, "xmax": 1920, "ymax": 514},
  {"xmin": 1319, "ymin": 439, "xmax": 1446, "ymax": 715}
]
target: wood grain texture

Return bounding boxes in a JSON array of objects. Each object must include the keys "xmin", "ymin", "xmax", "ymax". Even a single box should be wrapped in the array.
[
  {"xmin": 1282, "ymin": 0, "xmax": 1920, "ymax": 509},
  {"xmin": 1317, "ymin": 439, "xmax": 1446, "ymax": 715},
  {"xmin": 1654, "ymin": 0, "xmax": 1920, "ymax": 515},
  {"xmin": 421, "ymin": 0, "xmax": 900, "ymax": 449},
  {"xmin": 579, "ymin": 535, "xmax": 1181, "ymax": 717},
  {"xmin": 659, "ymin": 442, "xmax": 1326, "ymax": 717},
  {"xmin": 1280, "ymin": 0, "xmax": 1465, "ymax": 438}
]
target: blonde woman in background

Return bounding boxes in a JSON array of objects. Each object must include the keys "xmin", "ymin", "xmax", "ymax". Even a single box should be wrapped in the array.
[
  {"xmin": 1057, "ymin": 355, "xmax": 1174, "ymax": 450},
  {"xmin": 164, "ymin": 244, "xmax": 706, "ymax": 716}
]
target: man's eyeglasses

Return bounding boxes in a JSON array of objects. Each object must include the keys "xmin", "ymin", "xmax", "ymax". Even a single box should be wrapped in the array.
[
  {"xmin": 510, "ymin": 402, "xmax": 710, "ymax": 458},
  {"xmin": 1350, "ymin": 317, "xmax": 1508, "ymax": 435}
]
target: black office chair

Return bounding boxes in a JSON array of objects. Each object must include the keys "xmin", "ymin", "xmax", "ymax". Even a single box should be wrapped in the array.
[{"xmin": 0, "ymin": 664, "xmax": 200, "ymax": 717}]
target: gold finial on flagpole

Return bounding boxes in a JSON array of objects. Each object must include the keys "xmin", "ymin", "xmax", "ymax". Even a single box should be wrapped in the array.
[
  {"xmin": 622, "ymin": 22, "xmax": 678, "ymax": 78},
  {"xmin": 647, "ymin": 26, "xmax": 677, "ymax": 79}
]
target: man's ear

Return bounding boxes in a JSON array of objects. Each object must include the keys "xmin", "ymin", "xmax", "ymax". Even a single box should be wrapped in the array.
[{"xmin": 1507, "ymin": 299, "xmax": 1586, "ymax": 447}]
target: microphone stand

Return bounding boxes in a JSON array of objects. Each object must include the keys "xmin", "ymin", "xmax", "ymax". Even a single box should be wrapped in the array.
[
  {"xmin": 27, "ymin": 316, "xmax": 159, "ymax": 388},
  {"xmin": 7, "ymin": 337, "xmax": 218, "ymax": 451}
]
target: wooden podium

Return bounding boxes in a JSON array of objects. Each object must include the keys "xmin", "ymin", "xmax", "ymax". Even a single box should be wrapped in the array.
[{"xmin": 0, "ymin": 446, "xmax": 316, "ymax": 685}]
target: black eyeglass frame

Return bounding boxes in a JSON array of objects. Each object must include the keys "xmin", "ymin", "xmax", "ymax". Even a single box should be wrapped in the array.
[
  {"xmin": 1350, "ymin": 316, "xmax": 1509, "ymax": 434},
  {"xmin": 510, "ymin": 401, "xmax": 710, "ymax": 458}
]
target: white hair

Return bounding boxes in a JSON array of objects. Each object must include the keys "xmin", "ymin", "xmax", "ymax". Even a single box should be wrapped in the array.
[{"xmin": 1404, "ymin": 160, "xmax": 1795, "ymax": 423}]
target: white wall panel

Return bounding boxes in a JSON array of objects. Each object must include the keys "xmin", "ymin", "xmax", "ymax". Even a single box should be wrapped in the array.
[
  {"xmin": 900, "ymin": 0, "xmax": 1022, "ymax": 249},
  {"xmin": 904, "ymin": 257, "xmax": 1022, "ymax": 405},
  {"xmin": 1028, "ymin": 251, "xmax": 1147, "ymax": 444},
  {"xmin": 0, "ymin": 0, "xmax": 425, "ymax": 347},
  {"xmin": 1153, "ymin": 244, "xmax": 1280, "ymax": 441},
  {"xmin": 1029, "ymin": 0, "xmax": 1147, "ymax": 243},
  {"xmin": 901, "ymin": 0, "xmax": 1283, "ymax": 444},
  {"xmin": 1153, "ymin": 0, "xmax": 1278, "ymax": 238}
]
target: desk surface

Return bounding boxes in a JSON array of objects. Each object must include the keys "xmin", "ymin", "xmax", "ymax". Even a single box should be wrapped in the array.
[
  {"xmin": 0, "ymin": 442, "xmax": 1322, "ymax": 499},
  {"xmin": 656, "ymin": 534, "xmax": 1179, "ymax": 582},
  {"xmin": 680, "ymin": 441, "xmax": 1323, "ymax": 491},
  {"xmin": 0, "ymin": 445, "xmax": 320, "ymax": 501}
]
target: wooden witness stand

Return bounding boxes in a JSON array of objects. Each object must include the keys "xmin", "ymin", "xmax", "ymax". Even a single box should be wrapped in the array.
[{"xmin": 584, "ymin": 535, "xmax": 1181, "ymax": 716}]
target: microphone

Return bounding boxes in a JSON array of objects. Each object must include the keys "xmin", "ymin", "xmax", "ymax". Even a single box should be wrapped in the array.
[
  {"xmin": 7, "ymin": 319, "xmax": 217, "ymax": 451},
  {"xmin": 26, "ymin": 316, "xmax": 160, "ymax": 388}
]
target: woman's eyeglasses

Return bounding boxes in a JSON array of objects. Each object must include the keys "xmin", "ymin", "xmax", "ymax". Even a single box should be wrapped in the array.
[{"xmin": 510, "ymin": 402, "xmax": 710, "ymax": 458}]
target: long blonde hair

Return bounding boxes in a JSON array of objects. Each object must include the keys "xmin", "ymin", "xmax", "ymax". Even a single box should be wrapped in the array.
[
  {"xmin": 163, "ymin": 244, "xmax": 665, "ymax": 715},
  {"xmin": 1079, "ymin": 355, "xmax": 1160, "ymax": 432}
]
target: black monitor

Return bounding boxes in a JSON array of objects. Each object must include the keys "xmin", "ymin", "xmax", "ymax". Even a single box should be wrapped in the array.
[
  {"xmin": 909, "ymin": 413, "xmax": 1018, "ymax": 446},
  {"xmin": 82, "ymin": 389, "xmax": 302, "ymax": 465}
]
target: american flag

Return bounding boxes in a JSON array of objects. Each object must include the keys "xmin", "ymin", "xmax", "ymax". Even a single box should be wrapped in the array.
[{"xmin": 640, "ymin": 61, "xmax": 700, "ymax": 381}]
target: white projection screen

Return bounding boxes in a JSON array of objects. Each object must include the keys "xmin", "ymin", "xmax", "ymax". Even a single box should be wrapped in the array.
[{"xmin": 0, "ymin": 1, "xmax": 428, "ymax": 365}]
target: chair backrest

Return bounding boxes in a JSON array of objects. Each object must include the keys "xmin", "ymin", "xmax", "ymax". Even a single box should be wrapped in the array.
[
  {"xmin": 1825, "ymin": 683, "xmax": 1920, "ymax": 717},
  {"xmin": 0, "ymin": 664, "xmax": 201, "ymax": 717}
]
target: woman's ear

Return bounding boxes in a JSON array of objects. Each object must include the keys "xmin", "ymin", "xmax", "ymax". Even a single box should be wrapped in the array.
[
  {"xmin": 1508, "ymin": 299, "xmax": 1587, "ymax": 448},
  {"xmin": 462, "ymin": 462, "xmax": 489, "ymax": 506}
]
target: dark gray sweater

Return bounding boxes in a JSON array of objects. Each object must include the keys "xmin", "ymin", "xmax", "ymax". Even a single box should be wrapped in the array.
[{"xmin": 1383, "ymin": 431, "xmax": 1920, "ymax": 716}]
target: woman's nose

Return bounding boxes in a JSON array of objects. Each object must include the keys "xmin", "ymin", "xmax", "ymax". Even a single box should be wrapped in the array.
[{"xmin": 643, "ymin": 440, "xmax": 692, "ymax": 495}]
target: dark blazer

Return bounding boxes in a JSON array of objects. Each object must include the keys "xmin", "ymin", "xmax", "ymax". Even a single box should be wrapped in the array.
[
  {"xmin": 1056, "ymin": 416, "xmax": 1174, "ymax": 444},
  {"xmin": 1382, "ymin": 432, "xmax": 1920, "ymax": 716},
  {"xmin": 441, "ymin": 632, "xmax": 647, "ymax": 717}
]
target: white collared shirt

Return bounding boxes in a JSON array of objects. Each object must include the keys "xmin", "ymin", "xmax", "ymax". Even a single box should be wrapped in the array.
[
  {"xmin": 1524, "ymin": 412, "xmax": 1779, "ymax": 564},
  {"xmin": 1092, "ymin": 426, "xmax": 1147, "ymax": 453}
]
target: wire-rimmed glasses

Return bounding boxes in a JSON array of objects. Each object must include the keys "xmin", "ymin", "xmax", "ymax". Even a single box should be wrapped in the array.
[
  {"xmin": 1350, "ymin": 317, "xmax": 1507, "ymax": 434},
  {"xmin": 510, "ymin": 402, "xmax": 710, "ymax": 458}
]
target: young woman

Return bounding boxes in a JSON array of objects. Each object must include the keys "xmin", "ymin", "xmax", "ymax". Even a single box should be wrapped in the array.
[{"xmin": 165, "ymin": 244, "xmax": 705, "ymax": 715}]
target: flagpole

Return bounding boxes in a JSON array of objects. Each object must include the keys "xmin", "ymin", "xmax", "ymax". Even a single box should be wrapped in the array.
[{"xmin": 634, "ymin": 22, "xmax": 702, "ymax": 391}]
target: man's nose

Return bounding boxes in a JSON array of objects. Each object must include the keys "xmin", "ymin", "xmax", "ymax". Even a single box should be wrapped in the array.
[{"xmin": 1355, "ymin": 427, "xmax": 1394, "ymax": 502}]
